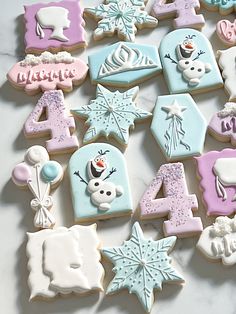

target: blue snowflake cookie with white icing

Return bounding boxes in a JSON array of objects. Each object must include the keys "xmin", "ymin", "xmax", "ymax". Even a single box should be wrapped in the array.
[{"xmin": 201, "ymin": 0, "xmax": 236, "ymax": 15}]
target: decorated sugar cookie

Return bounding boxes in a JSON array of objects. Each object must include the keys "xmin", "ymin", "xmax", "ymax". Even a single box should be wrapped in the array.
[
  {"xmin": 201, "ymin": 0, "xmax": 236, "ymax": 15},
  {"xmin": 84, "ymin": 0, "xmax": 158, "ymax": 42},
  {"xmin": 12, "ymin": 146, "xmax": 63, "ymax": 229},
  {"xmin": 140, "ymin": 163, "xmax": 203, "ymax": 238},
  {"xmin": 88, "ymin": 42, "xmax": 162, "ymax": 87},
  {"xmin": 209, "ymin": 102, "xmax": 236, "ymax": 146},
  {"xmin": 7, "ymin": 51, "xmax": 88, "ymax": 95},
  {"xmin": 27, "ymin": 224, "xmax": 104, "ymax": 300},
  {"xmin": 152, "ymin": 0, "xmax": 205, "ymax": 29},
  {"xmin": 196, "ymin": 149, "xmax": 236, "ymax": 216},
  {"xmin": 102, "ymin": 222, "xmax": 184, "ymax": 312},
  {"xmin": 69, "ymin": 143, "xmax": 133, "ymax": 222},
  {"xmin": 24, "ymin": 90, "xmax": 78, "ymax": 154},
  {"xmin": 216, "ymin": 19, "xmax": 236, "ymax": 46},
  {"xmin": 218, "ymin": 47, "xmax": 236, "ymax": 101},
  {"xmin": 24, "ymin": 0, "xmax": 85, "ymax": 53},
  {"xmin": 72, "ymin": 84, "xmax": 151, "ymax": 145},
  {"xmin": 151, "ymin": 94, "xmax": 207, "ymax": 161},
  {"xmin": 160, "ymin": 29, "xmax": 223, "ymax": 94},
  {"xmin": 197, "ymin": 215, "xmax": 236, "ymax": 266}
]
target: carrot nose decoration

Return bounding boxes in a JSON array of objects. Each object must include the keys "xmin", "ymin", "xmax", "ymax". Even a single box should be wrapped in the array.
[
  {"xmin": 96, "ymin": 160, "xmax": 105, "ymax": 168},
  {"xmin": 185, "ymin": 44, "xmax": 193, "ymax": 49}
]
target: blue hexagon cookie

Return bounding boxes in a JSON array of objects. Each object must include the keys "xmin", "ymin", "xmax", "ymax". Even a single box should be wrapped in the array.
[
  {"xmin": 88, "ymin": 42, "xmax": 162, "ymax": 87},
  {"xmin": 151, "ymin": 94, "xmax": 207, "ymax": 161}
]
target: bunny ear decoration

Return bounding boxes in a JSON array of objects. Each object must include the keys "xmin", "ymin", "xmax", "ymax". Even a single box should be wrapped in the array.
[{"xmin": 36, "ymin": 22, "xmax": 45, "ymax": 39}]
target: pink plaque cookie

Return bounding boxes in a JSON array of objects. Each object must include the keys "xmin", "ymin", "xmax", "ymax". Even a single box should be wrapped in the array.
[
  {"xmin": 196, "ymin": 149, "xmax": 236, "ymax": 216},
  {"xmin": 7, "ymin": 51, "xmax": 88, "ymax": 95},
  {"xmin": 140, "ymin": 162, "xmax": 203, "ymax": 238},
  {"xmin": 24, "ymin": 0, "xmax": 85, "ymax": 53},
  {"xmin": 216, "ymin": 19, "xmax": 236, "ymax": 46}
]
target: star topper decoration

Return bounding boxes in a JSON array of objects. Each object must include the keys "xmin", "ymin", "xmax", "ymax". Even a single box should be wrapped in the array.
[
  {"xmin": 72, "ymin": 84, "xmax": 151, "ymax": 145},
  {"xmin": 162, "ymin": 100, "xmax": 187, "ymax": 119},
  {"xmin": 84, "ymin": 0, "xmax": 158, "ymax": 42},
  {"xmin": 102, "ymin": 222, "xmax": 184, "ymax": 312}
]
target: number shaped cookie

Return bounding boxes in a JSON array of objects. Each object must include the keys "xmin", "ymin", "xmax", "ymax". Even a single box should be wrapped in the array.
[{"xmin": 140, "ymin": 162, "xmax": 203, "ymax": 238}]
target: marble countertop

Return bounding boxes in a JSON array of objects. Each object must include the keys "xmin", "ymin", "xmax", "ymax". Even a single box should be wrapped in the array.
[{"xmin": 0, "ymin": 1, "xmax": 235, "ymax": 314}]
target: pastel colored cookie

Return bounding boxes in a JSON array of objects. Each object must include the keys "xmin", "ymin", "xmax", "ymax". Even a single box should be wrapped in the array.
[
  {"xmin": 88, "ymin": 42, "xmax": 162, "ymax": 87},
  {"xmin": 24, "ymin": 0, "xmax": 86, "ymax": 53},
  {"xmin": 196, "ymin": 148, "xmax": 236, "ymax": 216},
  {"xmin": 24, "ymin": 90, "xmax": 79, "ymax": 154},
  {"xmin": 201, "ymin": 0, "xmax": 236, "ymax": 15},
  {"xmin": 197, "ymin": 215, "xmax": 236, "ymax": 266},
  {"xmin": 26, "ymin": 224, "xmax": 104, "ymax": 300},
  {"xmin": 151, "ymin": 94, "xmax": 207, "ymax": 161},
  {"xmin": 217, "ymin": 47, "xmax": 236, "ymax": 101},
  {"xmin": 84, "ymin": 0, "xmax": 158, "ymax": 42},
  {"xmin": 69, "ymin": 143, "xmax": 133, "ymax": 222},
  {"xmin": 216, "ymin": 19, "xmax": 236, "ymax": 46},
  {"xmin": 140, "ymin": 162, "xmax": 203, "ymax": 238},
  {"xmin": 160, "ymin": 29, "xmax": 223, "ymax": 94},
  {"xmin": 72, "ymin": 84, "xmax": 151, "ymax": 145},
  {"xmin": 7, "ymin": 51, "xmax": 88, "ymax": 95},
  {"xmin": 152, "ymin": 0, "xmax": 205, "ymax": 29},
  {"xmin": 102, "ymin": 222, "xmax": 184, "ymax": 312},
  {"xmin": 208, "ymin": 102, "xmax": 236, "ymax": 146},
  {"xmin": 12, "ymin": 146, "xmax": 63, "ymax": 229}
]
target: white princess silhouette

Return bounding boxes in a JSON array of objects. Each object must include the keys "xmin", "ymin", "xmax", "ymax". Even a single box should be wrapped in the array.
[{"xmin": 36, "ymin": 6, "xmax": 70, "ymax": 42}]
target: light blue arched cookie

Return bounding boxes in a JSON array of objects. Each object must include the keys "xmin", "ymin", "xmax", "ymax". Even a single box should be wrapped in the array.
[
  {"xmin": 69, "ymin": 143, "xmax": 133, "ymax": 222},
  {"xmin": 88, "ymin": 42, "xmax": 162, "ymax": 87},
  {"xmin": 160, "ymin": 29, "xmax": 223, "ymax": 94}
]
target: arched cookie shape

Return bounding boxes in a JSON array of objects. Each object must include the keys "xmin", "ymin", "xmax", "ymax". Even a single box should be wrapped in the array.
[
  {"xmin": 160, "ymin": 29, "xmax": 223, "ymax": 94},
  {"xmin": 24, "ymin": 0, "xmax": 86, "ymax": 53},
  {"xmin": 69, "ymin": 143, "xmax": 133, "ymax": 222},
  {"xmin": 201, "ymin": 0, "xmax": 236, "ymax": 15}
]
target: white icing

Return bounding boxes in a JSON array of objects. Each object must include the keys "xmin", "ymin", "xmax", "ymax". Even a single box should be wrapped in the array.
[
  {"xmin": 98, "ymin": 44, "xmax": 156, "ymax": 78},
  {"xmin": 211, "ymin": 216, "xmax": 234, "ymax": 237},
  {"xmin": 217, "ymin": 102, "xmax": 236, "ymax": 118},
  {"xmin": 20, "ymin": 51, "xmax": 75, "ymax": 67},
  {"xmin": 26, "ymin": 224, "xmax": 104, "ymax": 299},
  {"xmin": 36, "ymin": 6, "xmax": 70, "ymax": 42}
]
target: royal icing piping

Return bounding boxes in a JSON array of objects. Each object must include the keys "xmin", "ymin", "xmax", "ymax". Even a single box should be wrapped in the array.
[
  {"xmin": 196, "ymin": 149, "xmax": 236, "ymax": 216},
  {"xmin": 85, "ymin": 0, "xmax": 158, "ymax": 42},
  {"xmin": 217, "ymin": 47, "xmax": 236, "ymax": 101},
  {"xmin": 160, "ymin": 29, "xmax": 223, "ymax": 94},
  {"xmin": 24, "ymin": 0, "xmax": 85, "ymax": 53},
  {"xmin": 197, "ymin": 215, "xmax": 236, "ymax": 266},
  {"xmin": 152, "ymin": 0, "xmax": 205, "ymax": 29},
  {"xmin": 216, "ymin": 19, "xmax": 236, "ymax": 46},
  {"xmin": 69, "ymin": 143, "xmax": 133, "ymax": 222},
  {"xmin": 151, "ymin": 94, "xmax": 207, "ymax": 161},
  {"xmin": 140, "ymin": 163, "xmax": 203, "ymax": 238},
  {"xmin": 72, "ymin": 84, "xmax": 151, "ymax": 145},
  {"xmin": 7, "ymin": 52, "xmax": 88, "ymax": 95},
  {"xmin": 12, "ymin": 146, "xmax": 63, "ymax": 229},
  {"xmin": 201, "ymin": 0, "xmax": 236, "ymax": 15},
  {"xmin": 26, "ymin": 224, "xmax": 104, "ymax": 299},
  {"xmin": 102, "ymin": 222, "xmax": 184, "ymax": 312}
]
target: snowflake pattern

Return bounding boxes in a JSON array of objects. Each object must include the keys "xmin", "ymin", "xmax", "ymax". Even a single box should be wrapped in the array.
[
  {"xmin": 85, "ymin": 0, "xmax": 158, "ymax": 42},
  {"xmin": 72, "ymin": 84, "xmax": 151, "ymax": 145},
  {"xmin": 102, "ymin": 222, "xmax": 184, "ymax": 312}
]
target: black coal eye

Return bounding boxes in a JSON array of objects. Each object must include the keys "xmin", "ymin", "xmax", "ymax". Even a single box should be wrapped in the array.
[
  {"xmin": 100, "ymin": 190, "xmax": 104, "ymax": 194},
  {"xmin": 106, "ymin": 191, "xmax": 111, "ymax": 196},
  {"xmin": 95, "ymin": 182, "xmax": 99, "ymax": 186},
  {"xmin": 190, "ymin": 67, "xmax": 194, "ymax": 70},
  {"xmin": 198, "ymin": 68, "xmax": 202, "ymax": 72},
  {"xmin": 185, "ymin": 61, "xmax": 189, "ymax": 64}
]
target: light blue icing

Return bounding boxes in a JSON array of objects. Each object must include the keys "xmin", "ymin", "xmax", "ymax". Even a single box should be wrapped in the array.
[
  {"xmin": 41, "ymin": 161, "xmax": 60, "ymax": 182},
  {"xmin": 69, "ymin": 143, "xmax": 133, "ymax": 222},
  {"xmin": 160, "ymin": 29, "xmax": 223, "ymax": 94},
  {"xmin": 88, "ymin": 42, "xmax": 162, "ymax": 87},
  {"xmin": 102, "ymin": 222, "xmax": 184, "ymax": 312},
  {"xmin": 203, "ymin": 0, "xmax": 236, "ymax": 12},
  {"xmin": 151, "ymin": 94, "xmax": 207, "ymax": 161}
]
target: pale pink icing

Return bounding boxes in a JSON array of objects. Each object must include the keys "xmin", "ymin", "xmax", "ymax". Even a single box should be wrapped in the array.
[
  {"xmin": 140, "ymin": 163, "xmax": 203, "ymax": 238},
  {"xmin": 152, "ymin": 0, "xmax": 205, "ymax": 29},
  {"xmin": 24, "ymin": 90, "xmax": 78, "ymax": 154},
  {"xmin": 216, "ymin": 19, "xmax": 236, "ymax": 46}
]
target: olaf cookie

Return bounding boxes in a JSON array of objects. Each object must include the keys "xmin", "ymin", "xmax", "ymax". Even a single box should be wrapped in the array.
[
  {"xmin": 151, "ymin": 94, "xmax": 207, "ymax": 161},
  {"xmin": 160, "ymin": 29, "xmax": 223, "ymax": 94},
  {"xmin": 196, "ymin": 149, "xmax": 236, "ymax": 216},
  {"xmin": 24, "ymin": 0, "xmax": 86, "ymax": 53},
  {"xmin": 201, "ymin": 0, "xmax": 236, "ymax": 15},
  {"xmin": 72, "ymin": 84, "xmax": 152, "ymax": 146},
  {"xmin": 26, "ymin": 224, "xmax": 104, "ymax": 300},
  {"xmin": 69, "ymin": 143, "xmax": 133, "ymax": 222},
  {"xmin": 12, "ymin": 146, "xmax": 63, "ymax": 229}
]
